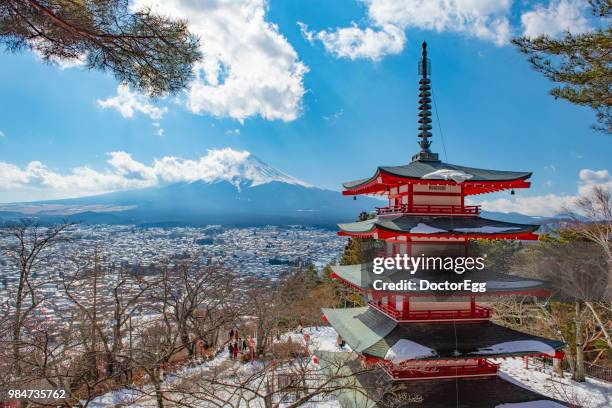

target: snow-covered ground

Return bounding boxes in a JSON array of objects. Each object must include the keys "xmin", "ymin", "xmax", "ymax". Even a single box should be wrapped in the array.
[
  {"xmin": 88, "ymin": 326, "xmax": 610, "ymax": 407},
  {"xmin": 496, "ymin": 358, "xmax": 611, "ymax": 408},
  {"xmin": 88, "ymin": 327, "xmax": 345, "ymax": 407}
]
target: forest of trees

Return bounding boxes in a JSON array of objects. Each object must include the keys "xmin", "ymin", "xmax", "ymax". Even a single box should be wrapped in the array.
[{"xmin": 0, "ymin": 221, "xmax": 370, "ymax": 407}]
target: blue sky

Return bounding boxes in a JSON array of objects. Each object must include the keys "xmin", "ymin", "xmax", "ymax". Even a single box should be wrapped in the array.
[{"xmin": 0, "ymin": 0, "xmax": 610, "ymax": 216}]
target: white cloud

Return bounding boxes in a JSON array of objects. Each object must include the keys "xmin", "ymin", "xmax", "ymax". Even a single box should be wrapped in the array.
[
  {"xmin": 521, "ymin": 0, "xmax": 590, "ymax": 38},
  {"xmin": 0, "ymin": 148, "xmax": 308, "ymax": 202},
  {"xmin": 51, "ymin": 53, "xmax": 87, "ymax": 70},
  {"xmin": 476, "ymin": 193, "xmax": 575, "ymax": 216},
  {"xmin": 30, "ymin": 40, "xmax": 87, "ymax": 69},
  {"xmin": 0, "ymin": 130, "xmax": 5, "ymax": 139},
  {"xmin": 130, "ymin": 0, "xmax": 308, "ymax": 122},
  {"xmin": 300, "ymin": 0, "xmax": 513, "ymax": 60},
  {"xmin": 151, "ymin": 122, "xmax": 165, "ymax": 136},
  {"xmin": 323, "ymin": 109, "xmax": 344, "ymax": 123},
  {"xmin": 474, "ymin": 168, "xmax": 612, "ymax": 216},
  {"xmin": 300, "ymin": 22, "xmax": 405, "ymax": 61},
  {"xmin": 577, "ymin": 169, "xmax": 612, "ymax": 195},
  {"xmin": 97, "ymin": 84, "xmax": 167, "ymax": 120},
  {"xmin": 225, "ymin": 128, "xmax": 241, "ymax": 136}
]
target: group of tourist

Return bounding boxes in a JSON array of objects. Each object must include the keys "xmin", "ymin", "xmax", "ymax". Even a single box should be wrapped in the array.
[{"xmin": 228, "ymin": 328, "xmax": 251, "ymax": 360}]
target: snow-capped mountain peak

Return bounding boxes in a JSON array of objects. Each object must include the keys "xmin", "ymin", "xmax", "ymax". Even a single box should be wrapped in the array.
[{"xmin": 230, "ymin": 154, "xmax": 312, "ymax": 188}]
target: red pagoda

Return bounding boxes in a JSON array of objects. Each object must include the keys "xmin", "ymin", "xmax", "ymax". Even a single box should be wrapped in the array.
[{"xmin": 321, "ymin": 42, "xmax": 568, "ymax": 407}]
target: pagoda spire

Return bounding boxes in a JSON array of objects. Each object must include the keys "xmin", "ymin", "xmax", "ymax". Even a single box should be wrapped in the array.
[{"xmin": 412, "ymin": 41, "xmax": 439, "ymax": 162}]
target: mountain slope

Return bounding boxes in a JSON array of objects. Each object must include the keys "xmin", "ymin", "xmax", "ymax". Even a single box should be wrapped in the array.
[{"xmin": 0, "ymin": 180, "xmax": 382, "ymax": 226}]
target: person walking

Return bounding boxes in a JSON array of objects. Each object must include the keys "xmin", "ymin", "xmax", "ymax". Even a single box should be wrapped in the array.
[
  {"xmin": 228, "ymin": 342, "xmax": 234, "ymax": 359},
  {"xmin": 232, "ymin": 341, "xmax": 239, "ymax": 360},
  {"xmin": 242, "ymin": 338, "xmax": 248, "ymax": 351}
]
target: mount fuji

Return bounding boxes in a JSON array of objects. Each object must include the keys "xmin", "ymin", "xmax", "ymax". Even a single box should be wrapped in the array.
[{"xmin": 0, "ymin": 154, "xmax": 380, "ymax": 227}]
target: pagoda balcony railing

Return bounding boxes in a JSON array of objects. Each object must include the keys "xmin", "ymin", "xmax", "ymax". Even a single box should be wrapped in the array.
[
  {"xmin": 375, "ymin": 204, "xmax": 480, "ymax": 216},
  {"xmin": 378, "ymin": 359, "xmax": 499, "ymax": 380},
  {"xmin": 369, "ymin": 301, "xmax": 491, "ymax": 322}
]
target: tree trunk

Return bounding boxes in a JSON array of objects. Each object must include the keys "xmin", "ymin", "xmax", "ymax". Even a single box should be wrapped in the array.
[
  {"xmin": 12, "ymin": 309, "xmax": 22, "ymax": 376},
  {"xmin": 154, "ymin": 368, "xmax": 165, "ymax": 408},
  {"xmin": 181, "ymin": 327, "xmax": 191, "ymax": 358},
  {"xmin": 264, "ymin": 378, "xmax": 273, "ymax": 408},
  {"xmin": 574, "ymin": 301, "xmax": 585, "ymax": 382},
  {"xmin": 12, "ymin": 270, "xmax": 26, "ymax": 375},
  {"xmin": 256, "ymin": 320, "xmax": 266, "ymax": 356}
]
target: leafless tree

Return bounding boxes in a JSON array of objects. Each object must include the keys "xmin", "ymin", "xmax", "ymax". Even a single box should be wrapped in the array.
[
  {"xmin": 573, "ymin": 185, "xmax": 612, "ymax": 349},
  {"xmin": 516, "ymin": 239, "xmax": 609, "ymax": 381},
  {"xmin": 0, "ymin": 220, "xmax": 71, "ymax": 378}
]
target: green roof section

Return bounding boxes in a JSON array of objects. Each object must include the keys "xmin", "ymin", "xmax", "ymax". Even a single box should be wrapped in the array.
[
  {"xmin": 322, "ymin": 307, "xmax": 396, "ymax": 353},
  {"xmin": 331, "ymin": 263, "xmax": 550, "ymax": 295},
  {"xmin": 343, "ymin": 160, "xmax": 532, "ymax": 189},
  {"xmin": 314, "ymin": 351, "xmax": 377, "ymax": 408},
  {"xmin": 325, "ymin": 307, "xmax": 565, "ymax": 360},
  {"xmin": 338, "ymin": 215, "xmax": 539, "ymax": 236}
]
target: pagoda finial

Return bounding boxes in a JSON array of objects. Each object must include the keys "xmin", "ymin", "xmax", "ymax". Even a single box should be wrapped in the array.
[{"xmin": 412, "ymin": 41, "xmax": 439, "ymax": 162}]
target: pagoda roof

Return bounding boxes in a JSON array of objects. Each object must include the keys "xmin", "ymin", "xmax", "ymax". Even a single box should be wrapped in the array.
[
  {"xmin": 338, "ymin": 215, "xmax": 539, "ymax": 240},
  {"xmin": 322, "ymin": 307, "xmax": 564, "ymax": 362},
  {"xmin": 316, "ymin": 353, "xmax": 569, "ymax": 408},
  {"xmin": 344, "ymin": 161, "xmax": 532, "ymax": 189},
  {"xmin": 343, "ymin": 160, "xmax": 532, "ymax": 196},
  {"xmin": 330, "ymin": 264, "xmax": 550, "ymax": 297}
]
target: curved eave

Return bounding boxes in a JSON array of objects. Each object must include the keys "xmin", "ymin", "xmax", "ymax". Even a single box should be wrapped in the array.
[
  {"xmin": 342, "ymin": 168, "xmax": 532, "ymax": 196},
  {"xmin": 329, "ymin": 270, "xmax": 551, "ymax": 298},
  {"xmin": 363, "ymin": 350, "xmax": 562, "ymax": 364},
  {"xmin": 337, "ymin": 227, "xmax": 540, "ymax": 241}
]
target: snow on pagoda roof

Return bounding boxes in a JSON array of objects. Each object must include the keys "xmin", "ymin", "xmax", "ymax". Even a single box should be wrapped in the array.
[
  {"xmin": 338, "ymin": 215, "xmax": 539, "ymax": 239},
  {"xmin": 322, "ymin": 307, "xmax": 564, "ymax": 362},
  {"xmin": 316, "ymin": 353, "xmax": 569, "ymax": 408},
  {"xmin": 343, "ymin": 160, "xmax": 532, "ymax": 190},
  {"xmin": 330, "ymin": 264, "xmax": 550, "ymax": 296}
]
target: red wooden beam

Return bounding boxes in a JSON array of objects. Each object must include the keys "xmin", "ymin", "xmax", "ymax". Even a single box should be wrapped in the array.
[{"xmin": 339, "ymin": 228, "xmax": 539, "ymax": 241}]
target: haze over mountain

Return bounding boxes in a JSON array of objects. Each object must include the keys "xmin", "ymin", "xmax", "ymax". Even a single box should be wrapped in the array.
[
  {"xmin": 0, "ymin": 155, "xmax": 379, "ymax": 227},
  {"xmin": 0, "ymin": 154, "xmax": 565, "ymax": 227}
]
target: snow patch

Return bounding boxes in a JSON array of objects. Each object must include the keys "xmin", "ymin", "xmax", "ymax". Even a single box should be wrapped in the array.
[
  {"xmin": 476, "ymin": 340, "xmax": 556, "ymax": 357},
  {"xmin": 487, "ymin": 280, "xmax": 542, "ymax": 289},
  {"xmin": 384, "ymin": 339, "xmax": 437, "ymax": 363},
  {"xmin": 454, "ymin": 226, "xmax": 523, "ymax": 233},
  {"xmin": 410, "ymin": 223, "xmax": 447, "ymax": 234},
  {"xmin": 496, "ymin": 401, "xmax": 567, "ymax": 408},
  {"xmin": 422, "ymin": 169, "xmax": 474, "ymax": 183},
  {"xmin": 497, "ymin": 358, "xmax": 611, "ymax": 408}
]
